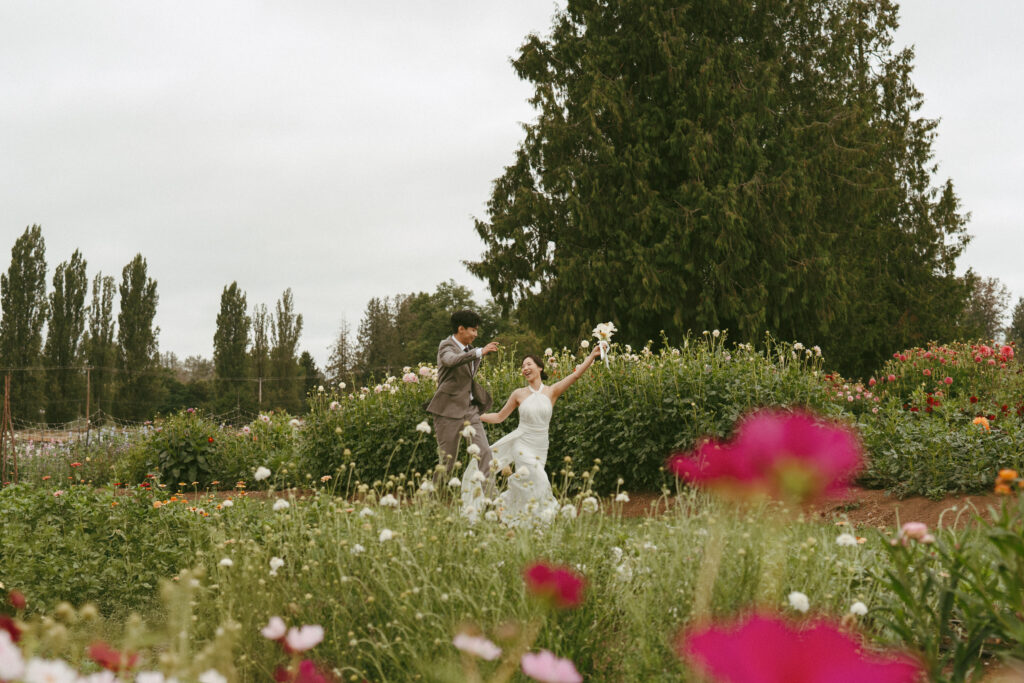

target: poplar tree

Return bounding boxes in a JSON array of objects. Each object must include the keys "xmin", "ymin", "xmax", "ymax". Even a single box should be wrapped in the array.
[
  {"xmin": 84, "ymin": 273, "xmax": 117, "ymax": 415},
  {"xmin": 0, "ymin": 225, "xmax": 48, "ymax": 419},
  {"xmin": 470, "ymin": 0, "xmax": 970, "ymax": 376},
  {"xmin": 44, "ymin": 250, "xmax": 88, "ymax": 421},
  {"xmin": 117, "ymin": 254, "xmax": 161, "ymax": 419},
  {"xmin": 213, "ymin": 282, "xmax": 251, "ymax": 409},
  {"xmin": 269, "ymin": 289, "xmax": 303, "ymax": 411}
]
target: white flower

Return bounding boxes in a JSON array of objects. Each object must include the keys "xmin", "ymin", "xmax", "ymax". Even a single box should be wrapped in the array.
[
  {"xmin": 221, "ymin": 499, "xmax": 233, "ymax": 508},
  {"xmin": 610, "ymin": 546, "xmax": 624, "ymax": 562},
  {"xmin": 460, "ymin": 424, "xmax": 477, "ymax": 439},
  {"xmin": 261, "ymin": 616, "xmax": 287, "ymax": 640},
  {"xmin": 850, "ymin": 601, "xmax": 868, "ymax": 616},
  {"xmin": 254, "ymin": 466, "xmax": 271, "ymax": 481},
  {"xmin": 359, "ymin": 507, "xmax": 375, "ymax": 517},
  {"xmin": 812, "ymin": 345, "xmax": 822, "ymax": 356},
  {"xmin": 793, "ymin": 342, "xmax": 804, "ymax": 350},
  {"xmin": 350, "ymin": 543, "xmax": 365, "ymax": 555},
  {"xmin": 484, "ymin": 510, "xmax": 498, "ymax": 522},
  {"xmin": 23, "ymin": 658, "xmax": 78, "ymax": 683},
  {"xmin": 615, "ymin": 563, "xmax": 633, "ymax": 581},
  {"xmin": 581, "ymin": 496, "xmax": 599, "ymax": 513},
  {"xmin": 379, "ymin": 528, "xmax": 394, "ymax": 543},
  {"xmin": 560, "ymin": 504, "xmax": 577, "ymax": 519},
  {"xmin": 592, "ymin": 321, "xmax": 617, "ymax": 341},
  {"xmin": 218, "ymin": 558, "xmax": 233, "ymax": 567},
  {"xmin": 580, "ymin": 339, "xmax": 590, "ymax": 349},
  {"xmin": 329, "ymin": 401, "xmax": 341, "ymax": 411},
  {"xmin": 544, "ymin": 347, "xmax": 553, "ymax": 356},
  {"xmin": 452, "ymin": 633, "xmax": 502, "ymax": 661},
  {"xmin": 198, "ymin": 670, "xmax": 227, "ymax": 683},
  {"xmin": 269, "ymin": 557, "xmax": 285, "ymax": 576},
  {"xmin": 712, "ymin": 329, "xmax": 720, "ymax": 338},
  {"xmin": 447, "ymin": 477, "xmax": 461, "ymax": 487},
  {"xmin": 419, "ymin": 480, "xmax": 435, "ymax": 493},
  {"xmin": 0, "ymin": 631, "xmax": 25, "ymax": 682},
  {"xmin": 471, "ymin": 470, "xmax": 486, "ymax": 483},
  {"xmin": 379, "ymin": 494, "xmax": 399, "ymax": 508},
  {"xmin": 787, "ymin": 591, "xmax": 810, "ymax": 613},
  {"xmin": 317, "ymin": 385, "xmax": 324, "ymax": 392},
  {"xmin": 288, "ymin": 418, "xmax": 302, "ymax": 428},
  {"xmin": 273, "ymin": 499, "xmax": 290, "ymax": 511},
  {"xmin": 259, "ymin": 414, "xmax": 271, "ymax": 423},
  {"xmin": 467, "ymin": 443, "xmax": 481, "ymax": 457},
  {"xmin": 136, "ymin": 673, "xmax": 180, "ymax": 683},
  {"xmin": 835, "ymin": 533, "xmax": 858, "ymax": 547},
  {"xmin": 79, "ymin": 672, "xmax": 118, "ymax": 683},
  {"xmin": 284, "ymin": 625, "xmax": 324, "ymax": 652},
  {"xmin": 416, "ymin": 420, "xmax": 431, "ymax": 434},
  {"xmin": 615, "ymin": 492, "xmax": 630, "ymax": 503},
  {"xmin": 339, "ymin": 381, "xmax": 347, "ymax": 389}
]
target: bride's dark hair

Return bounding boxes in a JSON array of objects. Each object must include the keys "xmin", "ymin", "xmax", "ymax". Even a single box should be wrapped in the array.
[{"xmin": 523, "ymin": 354, "xmax": 548, "ymax": 381}]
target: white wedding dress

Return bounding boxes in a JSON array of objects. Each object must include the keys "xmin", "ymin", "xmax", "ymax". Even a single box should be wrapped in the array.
[{"xmin": 461, "ymin": 384, "xmax": 559, "ymax": 527}]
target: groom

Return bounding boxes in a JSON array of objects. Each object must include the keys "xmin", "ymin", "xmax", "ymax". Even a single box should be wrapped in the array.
[{"xmin": 426, "ymin": 309, "xmax": 498, "ymax": 486}]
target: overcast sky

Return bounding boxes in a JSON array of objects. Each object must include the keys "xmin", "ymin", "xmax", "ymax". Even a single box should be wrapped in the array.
[{"xmin": 1, "ymin": 1, "xmax": 1020, "ymax": 368}]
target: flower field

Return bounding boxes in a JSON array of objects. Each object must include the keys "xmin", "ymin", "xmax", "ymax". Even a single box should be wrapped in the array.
[{"xmin": 2, "ymin": 335, "xmax": 1024, "ymax": 681}]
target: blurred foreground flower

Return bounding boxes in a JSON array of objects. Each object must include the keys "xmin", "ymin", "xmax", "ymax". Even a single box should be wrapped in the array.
[
  {"xmin": 275, "ymin": 659, "xmax": 330, "ymax": 683},
  {"xmin": 897, "ymin": 522, "xmax": 935, "ymax": 545},
  {"xmin": 523, "ymin": 562, "xmax": 585, "ymax": 609},
  {"xmin": 521, "ymin": 649, "xmax": 582, "ymax": 683},
  {"xmin": 452, "ymin": 632, "xmax": 502, "ymax": 661},
  {"xmin": 254, "ymin": 466, "xmax": 271, "ymax": 481},
  {"xmin": 678, "ymin": 614, "xmax": 921, "ymax": 683},
  {"xmin": 88, "ymin": 641, "xmax": 139, "ymax": 673},
  {"xmin": 668, "ymin": 411, "xmax": 862, "ymax": 504}
]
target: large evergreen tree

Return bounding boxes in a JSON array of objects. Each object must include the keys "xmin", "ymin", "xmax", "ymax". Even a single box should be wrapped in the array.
[
  {"xmin": 212, "ymin": 282, "xmax": 251, "ymax": 410},
  {"xmin": 43, "ymin": 249, "xmax": 89, "ymax": 421},
  {"xmin": 958, "ymin": 274, "xmax": 1011, "ymax": 341},
  {"xmin": 84, "ymin": 273, "xmax": 117, "ymax": 416},
  {"xmin": 469, "ymin": 0, "xmax": 969, "ymax": 376},
  {"xmin": 117, "ymin": 254, "xmax": 161, "ymax": 419},
  {"xmin": 1008, "ymin": 297, "xmax": 1024, "ymax": 349},
  {"xmin": 325, "ymin": 318, "xmax": 355, "ymax": 387},
  {"xmin": 0, "ymin": 225, "xmax": 48, "ymax": 419},
  {"xmin": 269, "ymin": 289, "xmax": 303, "ymax": 412}
]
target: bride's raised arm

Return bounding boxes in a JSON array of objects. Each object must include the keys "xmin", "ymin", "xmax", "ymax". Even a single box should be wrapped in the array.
[
  {"xmin": 480, "ymin": 390, "xmax": 523, "ymax": 424},
  {"xmin": 549, "ymin": 345, "xmax": 603, "ymax": 403}
]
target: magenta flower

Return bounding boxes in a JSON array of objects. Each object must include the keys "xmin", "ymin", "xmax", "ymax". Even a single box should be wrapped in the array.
[
  {"xmin": 679, "ymin": 614, "xmax": 921, "ymax": 683},
  {"xmin": 523, "ymin": 562, "xmax": 586, "ymax": 609},
  {"xmin": 667, "ymin": 411, "xmax": 862, "ymax": 504},
  {"xmin": 521, "ymin": 650, "xmax": 583, "ymax": 683}
]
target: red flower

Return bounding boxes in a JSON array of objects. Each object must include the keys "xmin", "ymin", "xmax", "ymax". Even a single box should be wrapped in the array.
[
  {"xmin": 0, "ymin": 615, "xmax": 21, "ymax": 643},
  {"xmin": 868, "ymin": 378, "xmax": 876, "ymax": 387},
  {"xmin": 275, "ymin": 660, "xmax": 331, "ymax": 683},
  {"xmin": 89, "ymin": 642, "xmax": 140, "ymax": 672},
  {"xmin": 944, "ymin": 377, "xmax": 953, "ymax": 385},
  {"xmin": 909, "ymin": 407, "xmax": 919, "ymax": 413},
  {"xmin": 208, "ymin": 437, "xmax": 214, "ymax": 443},
  {"xmin": 887, "ymin": 374, "xmax": 895, "ymax": 382},
  {"xmin": 523, "ymin": 562, "xmax": 586, "ymax": 609},
  {"xmin": 980, "ymin": 345, "xmax": 993, "ymax": 357},
  {"xmin": 1000, "ymin": 345, "xmax": 1014, "ymax": 359},
  {"xmin": 70, "ymin": 462, "xmax": 82, "ymax": 468},
  {"xmin": 7, "ymin": 590, "xmax": 26, "ymax": 610},
  {"xmin": 667, "ymin": 411, "xmax": 862, "ymax": 505},
  {"xmin": 678, "ymin": 614, "xmax": 921, "ymax": 683},
  {"xmin": 970, "ymin": 396, "xmax": 978, "ymax": 403},
  {"xmin": 922, "ymin": 369, "xmax": 931, "ymax": 377}
]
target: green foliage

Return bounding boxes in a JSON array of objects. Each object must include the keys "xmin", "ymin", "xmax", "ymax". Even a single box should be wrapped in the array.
[
  {"xmin": 1007, "ymin": 297, "xmax": 1024, "ymax": 348},
  {"xmin": 117, "ymin": 254, "xmax": 162, "ymax": 419},
  {"xmin": 0, "ymin": 224, "xmax": 48, "ymax": 417},
  {"xmin": 212, "ymin": 282, "xmax": 251, "ymax": 411},
  {"xmin": 84, "ymin": 272, "xmax": 118, "ymax": 413},
  {"xmin": 44, "ymin": 249, "xmax": 89, "ymax": 422},
  {"xmin": 469, "ymin": 0, "xmax": 970, "ymax": 378},
  {"xmin": 151, "ymin": 410, "xmax": 222, "ymax": 486}
]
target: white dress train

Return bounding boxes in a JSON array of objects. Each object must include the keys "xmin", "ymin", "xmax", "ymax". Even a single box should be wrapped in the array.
[{"xmin": 461, "ymin": 385, "xmax": 558, "ymax": 527}]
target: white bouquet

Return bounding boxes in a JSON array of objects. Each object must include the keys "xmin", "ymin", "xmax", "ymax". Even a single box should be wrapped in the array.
[{"xmin": 592, "ymin": 321, "xmax": 617, "ymax": 361}]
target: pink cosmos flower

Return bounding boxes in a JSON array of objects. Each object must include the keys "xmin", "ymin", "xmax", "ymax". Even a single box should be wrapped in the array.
[
  {"xmin": 898, "ymin": 522, "xmax": 935, "ymax": 545},
  {"xmin": 261, "ymin": 616, "xmax": 287, "ymax": 641},
  {"xmin": 274, "ymin": 659, "xmax": 331, "ymax": 683},
  {"xmin": 667, "ymin": 411, "xmax": 862, "ymax": 504},
  {"xmin": 521, "ymin": 650, "xmax": 583, "ymax": 683},
  {"xmin": 679, "ymin": 614, "xmax": 921, "ymax": 682},
  {"xmin": 453, "ymin": 633, "xmax": 502, "ymax": 661},
  {"xmin": 980, "ymin": 345, "xmax": 993, "ymax": 357},
  {"xmin": 523, "ymin": 562, "xmax": 586, "ymax": 609},
  {"xmin": 284, "ymin": 625, "xmax": 324, "ymax": 653}
]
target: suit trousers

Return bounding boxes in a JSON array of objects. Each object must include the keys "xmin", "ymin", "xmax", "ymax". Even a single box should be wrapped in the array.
[{"xmin": 433, "ymin": 407, "xmax": 493, "ymax": 486}]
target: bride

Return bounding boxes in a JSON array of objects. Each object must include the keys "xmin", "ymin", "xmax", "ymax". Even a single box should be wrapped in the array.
[{"xmin": 461, "ymin": 344, "xmax": 603, "ymax": 526}]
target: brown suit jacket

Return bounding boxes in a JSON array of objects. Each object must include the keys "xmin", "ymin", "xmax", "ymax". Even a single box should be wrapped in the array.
[{"xmin": 426, "ymin": 336, "xmax": 493, "ymax": 419}]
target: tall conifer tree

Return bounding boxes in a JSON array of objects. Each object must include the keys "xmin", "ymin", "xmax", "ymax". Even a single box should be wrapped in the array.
[
  {"xmin": 0, "ymin": 225, "xmax": 48, "ymax": 419},
  {"xmin": 117, "ymin": 254, "xmax": 161, "ymax": 419},
  {"xmin": 44, "ymin": 250, "xmax": 88, "ymax": 421}
]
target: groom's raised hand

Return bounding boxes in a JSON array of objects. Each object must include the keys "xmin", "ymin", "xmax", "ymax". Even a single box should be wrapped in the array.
[{"xmin": 482, "ymin": 341, "xmax": 499, "ymax": 355}]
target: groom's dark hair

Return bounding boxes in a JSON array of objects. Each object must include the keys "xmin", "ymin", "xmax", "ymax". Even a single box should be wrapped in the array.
[{"xmin": 450, "ymin": 309, "xmax": 481, "ymax": 333}]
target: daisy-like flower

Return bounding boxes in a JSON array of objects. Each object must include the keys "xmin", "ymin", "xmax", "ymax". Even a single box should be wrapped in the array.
[
  {"xmin": 850, "ymin": 601, "xmax": 868, "ymax": 616},
  {"xmin": 467, "ymin": 443, "xmax": 481, "ymax": 457},
  {"xmin": 835, "ymin": 533, "xmax": 858, "ymax": 547},
  {"xmin": 379, "ymin": 528, "xmax": 395, "ymax": 543},
  {"xmin": 580, "ymin": 497, "xmax": 599, "ymax": 513},
  {"xmin": 419, "ymin": 481, "xmax": 435, "ymax": 493},
  {"xmin": 461, "ymin": 424, "xmax": 477, "ymax": 439},
  {"xmin": 350, "ymin": 544, "xmax": 365, "ymax": 555},
  {"xmin": 614, "ymin": 492, "xmax": 630, "ymax": 503},
  {"xmin": 560, "ymin": 504, "xmax": 577, "ymax": 519},
  {"xmin": 359, "ymin": 507, "xmax": 375, "ymax": 517},
  {"xmin": 453, "ymin": 633, "xmax": 502, "ymax": 661},
  {"xmin": 379, "ymin": 494, "xmax": 399, "ymax": 508},
  {"xmin": 448, "ymin": 477, "xmax": 461, "ymax": 487},
  {"xmin": 254, "ymin": 467, "xmax": 271, "ymax": 481},
  {"xmin": 416, "ymin": 420, "xmax": 431, "ymax": 435},
  {"xmin": 284, "ymin": 625, "xmax": 324, "ymax": 653},
  {"xmin": 273, "ymin": 499, "xmax": 290, "ymax": 511},
  {"xmin": 269, "ymin": 557, "xmax": 285, "ymax": 576},
  {"xmin": 787, "ymin": 591, "xmax": 810, "ymax": 613},
  {"xmin": 218, "ymin": 558, "xmax": 233, "ymax": 568},
  {"xmin": 221, "ymin": 499, "xmax": 233, "ymax": 508},
  {"xmin": 261, "ymin": 616, "xmax": 287, "ymax": 640}
]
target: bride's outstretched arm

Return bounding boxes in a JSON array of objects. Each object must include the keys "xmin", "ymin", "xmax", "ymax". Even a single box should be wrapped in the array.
[
  {"xmin": 549, "ymin": 345, "xmax": 603, "ymax": 402},
  {"xmin": 480, "ymin": 390, "xmax": 521, "ymax": 423}
]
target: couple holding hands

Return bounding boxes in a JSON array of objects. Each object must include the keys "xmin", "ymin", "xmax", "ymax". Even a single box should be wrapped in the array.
[{"xmin": 425, "ymin": 309, "xmax": 602, "ymax": 526}]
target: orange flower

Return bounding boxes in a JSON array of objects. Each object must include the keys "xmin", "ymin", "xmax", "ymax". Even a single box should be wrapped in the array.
[
  {"xmin": 997, "ymin": 469, "xmax": 1019, "ymax": 482},
  {"xmin": 995, "ymin": 483, "xmax": 1012, "ymax": 495},
  {"xmin": 973, "ymin": 417, "xmax": 990, "ymax": 431},
  {"xmin": 152, "ymin": 501, "xmax": 162, "ymax": 509}
]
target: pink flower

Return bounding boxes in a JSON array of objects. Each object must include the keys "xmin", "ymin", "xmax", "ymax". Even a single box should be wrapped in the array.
[
  {"xmin": 980, "ymin": 345, "xmax": 993, "ymax": 357},
  {"xmin": 453, "ymin": 633, "xmax": 502, "ymax": 660},
  {"xmin": 898, "ymin": 522, "xmax": 935, "ymax": 545},
  {"xmin": 679, "ymin": 614, "xmax": 921, "ymax": 683},
  {"xmin": 275, "ymin": 659, "xmax": 331, "ymax": 683},
  {"xmin": 521, "ymin": 650, "xmax": 583, "ymax": 683},
  {"xmin": 261, "ymin": 616, "xmax": 287, "ymax": 641},
  {"xmin": 53, "ymin": 490, "xmax": 64, "ymax": 497},
  {"xmin": 887, "ymin": 374, "xmax": 896, "ymax": 382},
  {"xmin": 868, "ymin": 378, "xmax": 876, "ymax": 387},
  {"xmin": 943, "ymin": 376, "xmax": 952, "ymax": 385},
  {"xmin": 1000, "ymin": 345, "xmax": 1014, "ymax": 359},
  {"xmin": 284, "ymin": 625, "xmax": 324, "ymax": 653},
  {"xmin": 667, "ymin": 411, "xmax": 862, "ymax": 504},
  {"xmin": 523, "ymin": 562, "xmax": 586, "ymax": 609},
  {"xmin": 402, "ymin": 372, "xmax": 418, "ymax": 383},
  {"xmin": 922, "ymin": 369, "xmax": 931, "ymax": 377}
]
